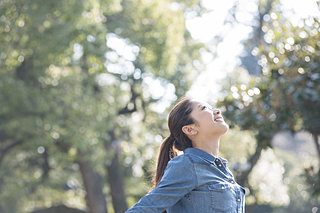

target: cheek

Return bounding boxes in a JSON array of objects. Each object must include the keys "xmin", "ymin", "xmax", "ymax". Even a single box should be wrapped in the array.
[
  {"xmin": 201, "ymin": 114, "xmax": 215, "ymax": 126},
  {"xmin": 195, "ymin": 112, "xmax": 214, "ymax": 127}
]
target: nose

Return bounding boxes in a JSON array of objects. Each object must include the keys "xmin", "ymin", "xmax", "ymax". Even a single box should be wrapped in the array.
[{"xmin": 213, "ymin": 109, "xmax": 221, "ymax": 115}]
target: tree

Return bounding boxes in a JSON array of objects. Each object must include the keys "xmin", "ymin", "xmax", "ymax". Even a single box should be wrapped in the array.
[
  {"xmin": 258, "ymin": 13, "xmax": 320, "ymax": 195},
  {"xmin": 217, "ymin": 0, "xmax": 320, "ymax": 208},
  {"xmin": 0, "ymin": 0, "xmax": 204, "ymax": 212}
]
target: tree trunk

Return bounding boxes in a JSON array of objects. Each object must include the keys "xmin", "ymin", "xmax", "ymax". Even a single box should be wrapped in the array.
[
  {"xmin": 0, "ymin": 204, "xmax": 5, "ymax": 213},
  {"xmin": 78, "ymin": 160, "xmax": 107, "ymax": 213},
  {"xmin": 312, "ymin": 133, "xmax": 320, "ymax": 164},
  {"xmin": 30, "ymin": 204, "xmax": 86, "ymax": 213},
  {"xmin": 237, "ymin": 144, "xmax": 264, "ymax": 186},
  {"xmin": 105, "ymin": 139, "xmax": 128, "ymax": 213}
]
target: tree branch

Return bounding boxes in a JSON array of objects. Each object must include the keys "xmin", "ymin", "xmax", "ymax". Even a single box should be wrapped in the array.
[{"xmin": 0, "ymin": 140, "xmax": 23, "ymax": 167}]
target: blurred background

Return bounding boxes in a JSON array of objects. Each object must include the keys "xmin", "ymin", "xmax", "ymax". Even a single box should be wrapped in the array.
[{"xmin": 0, "ymin": 0, "xmax": 319, "ymax": 212}]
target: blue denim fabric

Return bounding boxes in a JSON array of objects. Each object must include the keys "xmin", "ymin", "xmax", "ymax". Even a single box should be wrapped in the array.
[{"xmin": 126, "ymin": 148, "xmax": 246, "ymax": 213}]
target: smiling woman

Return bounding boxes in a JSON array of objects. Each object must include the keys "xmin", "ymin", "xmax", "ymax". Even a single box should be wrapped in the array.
[{"xmin": 126, "ymin": 97, "xmax": 245, "ymax": 213}]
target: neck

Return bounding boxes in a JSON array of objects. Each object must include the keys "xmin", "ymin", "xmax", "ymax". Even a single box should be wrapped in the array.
[{"xmin": 192, "ymin": 135, "xmax": 221, "ymax": 157}]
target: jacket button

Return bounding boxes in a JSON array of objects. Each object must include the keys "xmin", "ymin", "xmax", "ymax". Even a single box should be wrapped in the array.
[
  {"xmin": 218, "ymin": 164, "xmax": 222, "ymax": 167},
  {"xmin": 237, "ymin": 199, "xmax": 241, "ymax": 202}
]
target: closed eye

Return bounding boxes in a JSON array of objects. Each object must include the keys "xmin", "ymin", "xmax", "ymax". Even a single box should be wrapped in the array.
[{"xmin": 199, "ymin": 104, "xmax": 214, "ymax": 111}]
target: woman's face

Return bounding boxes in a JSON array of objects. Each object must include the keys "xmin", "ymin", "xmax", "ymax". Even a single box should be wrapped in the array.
[{"xmin": 190, "ymin": 100, "xmax": 229, "ymax": 136}]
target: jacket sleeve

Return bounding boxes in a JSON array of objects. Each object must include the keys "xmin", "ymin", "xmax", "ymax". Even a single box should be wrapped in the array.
[{"xmin": 125, "ymin": 155, "xmax": 197, "ymax": 213}]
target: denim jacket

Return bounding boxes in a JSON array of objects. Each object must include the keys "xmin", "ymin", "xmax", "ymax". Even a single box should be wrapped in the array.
[{"xmin": 126, "ymin": 148, "xmax": 246, "ymax": 213}]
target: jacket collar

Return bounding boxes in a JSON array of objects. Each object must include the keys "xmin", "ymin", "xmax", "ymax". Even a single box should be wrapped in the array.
[{"xmin": 184, "ymin": 147, "xmax": 228, "ymax": 165}]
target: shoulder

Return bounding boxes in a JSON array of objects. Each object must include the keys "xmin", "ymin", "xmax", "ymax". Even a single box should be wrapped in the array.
[
  {"xmin": 160, "ymin": 153, "xmax": 198, "ymax": 186},
  {"xmin": 167, "ymin": 153, "xmax": 193, "ymax": 168},
  {"xmin": 163, "ymin": 154, "xmax": 195, "ymax": 175}
]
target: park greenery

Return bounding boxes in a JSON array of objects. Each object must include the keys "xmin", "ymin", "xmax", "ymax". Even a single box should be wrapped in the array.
[{"xmin": 0, "ymin": 0, "xmax": 319, "ymax": 213}]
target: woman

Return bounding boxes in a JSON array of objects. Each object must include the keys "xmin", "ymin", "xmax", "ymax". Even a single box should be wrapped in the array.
[{"xmin": 126, "ymin": 97, "xmax": 246, "ymax": 213}]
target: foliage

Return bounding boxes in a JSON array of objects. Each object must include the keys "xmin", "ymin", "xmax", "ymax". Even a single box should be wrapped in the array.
[
  {"xmin": 259, "ymin": 13, "xmax": 320, "ymax": 195},
  {"xmin": 217, "ymin": 0, "xmax": 320, "ymax": 208},
  {"xmin": 0, "ymin": 0, "xmax": 204, "ymax": 212}
]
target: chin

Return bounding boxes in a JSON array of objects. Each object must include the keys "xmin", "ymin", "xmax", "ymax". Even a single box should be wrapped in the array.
[
  {"xmin": 212, "ymin": 123, "xmax": 229, "ymax": 136},
  {"xmin": 220, "ymin": 122, "xmax": 229, "ymax": 135}
]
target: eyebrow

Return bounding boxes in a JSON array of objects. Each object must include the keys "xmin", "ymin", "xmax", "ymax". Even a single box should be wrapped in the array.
[
  {"xmin": 197, "ymin": 104, "xmax": 204, "ymax": 108},
  {"xmin": 198, "ymin": 104, "xmax": 208, "ymax": 108}
]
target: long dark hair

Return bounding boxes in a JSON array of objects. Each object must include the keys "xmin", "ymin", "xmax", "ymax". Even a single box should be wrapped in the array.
[{"xmin": 154, "ymin": 97, "xmax": 195, "ymax": 188}]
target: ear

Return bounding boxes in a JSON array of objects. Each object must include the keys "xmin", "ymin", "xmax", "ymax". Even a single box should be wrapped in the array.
[{"xmin": 182, "ymin": 124, "xmax": 197, "ymax": 136}]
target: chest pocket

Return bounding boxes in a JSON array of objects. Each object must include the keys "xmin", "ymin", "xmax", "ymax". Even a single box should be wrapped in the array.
[{"xmin": 208, "ymin": 183, "xmax": 236, "ymax": 212}]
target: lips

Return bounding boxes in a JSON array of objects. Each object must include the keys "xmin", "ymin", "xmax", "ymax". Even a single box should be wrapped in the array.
[{"xmin": 214, "ymin": 116, "xmax": 224, "ymax": 122}]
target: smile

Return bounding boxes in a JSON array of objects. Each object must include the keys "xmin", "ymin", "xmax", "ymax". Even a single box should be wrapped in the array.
[{"xmin": 214, "ymin": 117, "xmax": 224, "ymax": 122}]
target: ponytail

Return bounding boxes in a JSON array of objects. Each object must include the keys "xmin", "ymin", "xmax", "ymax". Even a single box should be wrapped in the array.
[
  {"xmin": 151, "ymin": 97, "xmax": 195, "ymax": 213},
  {"xmin": 154, "ymin": 135, "xmax": 176, "ymax": 187}
]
